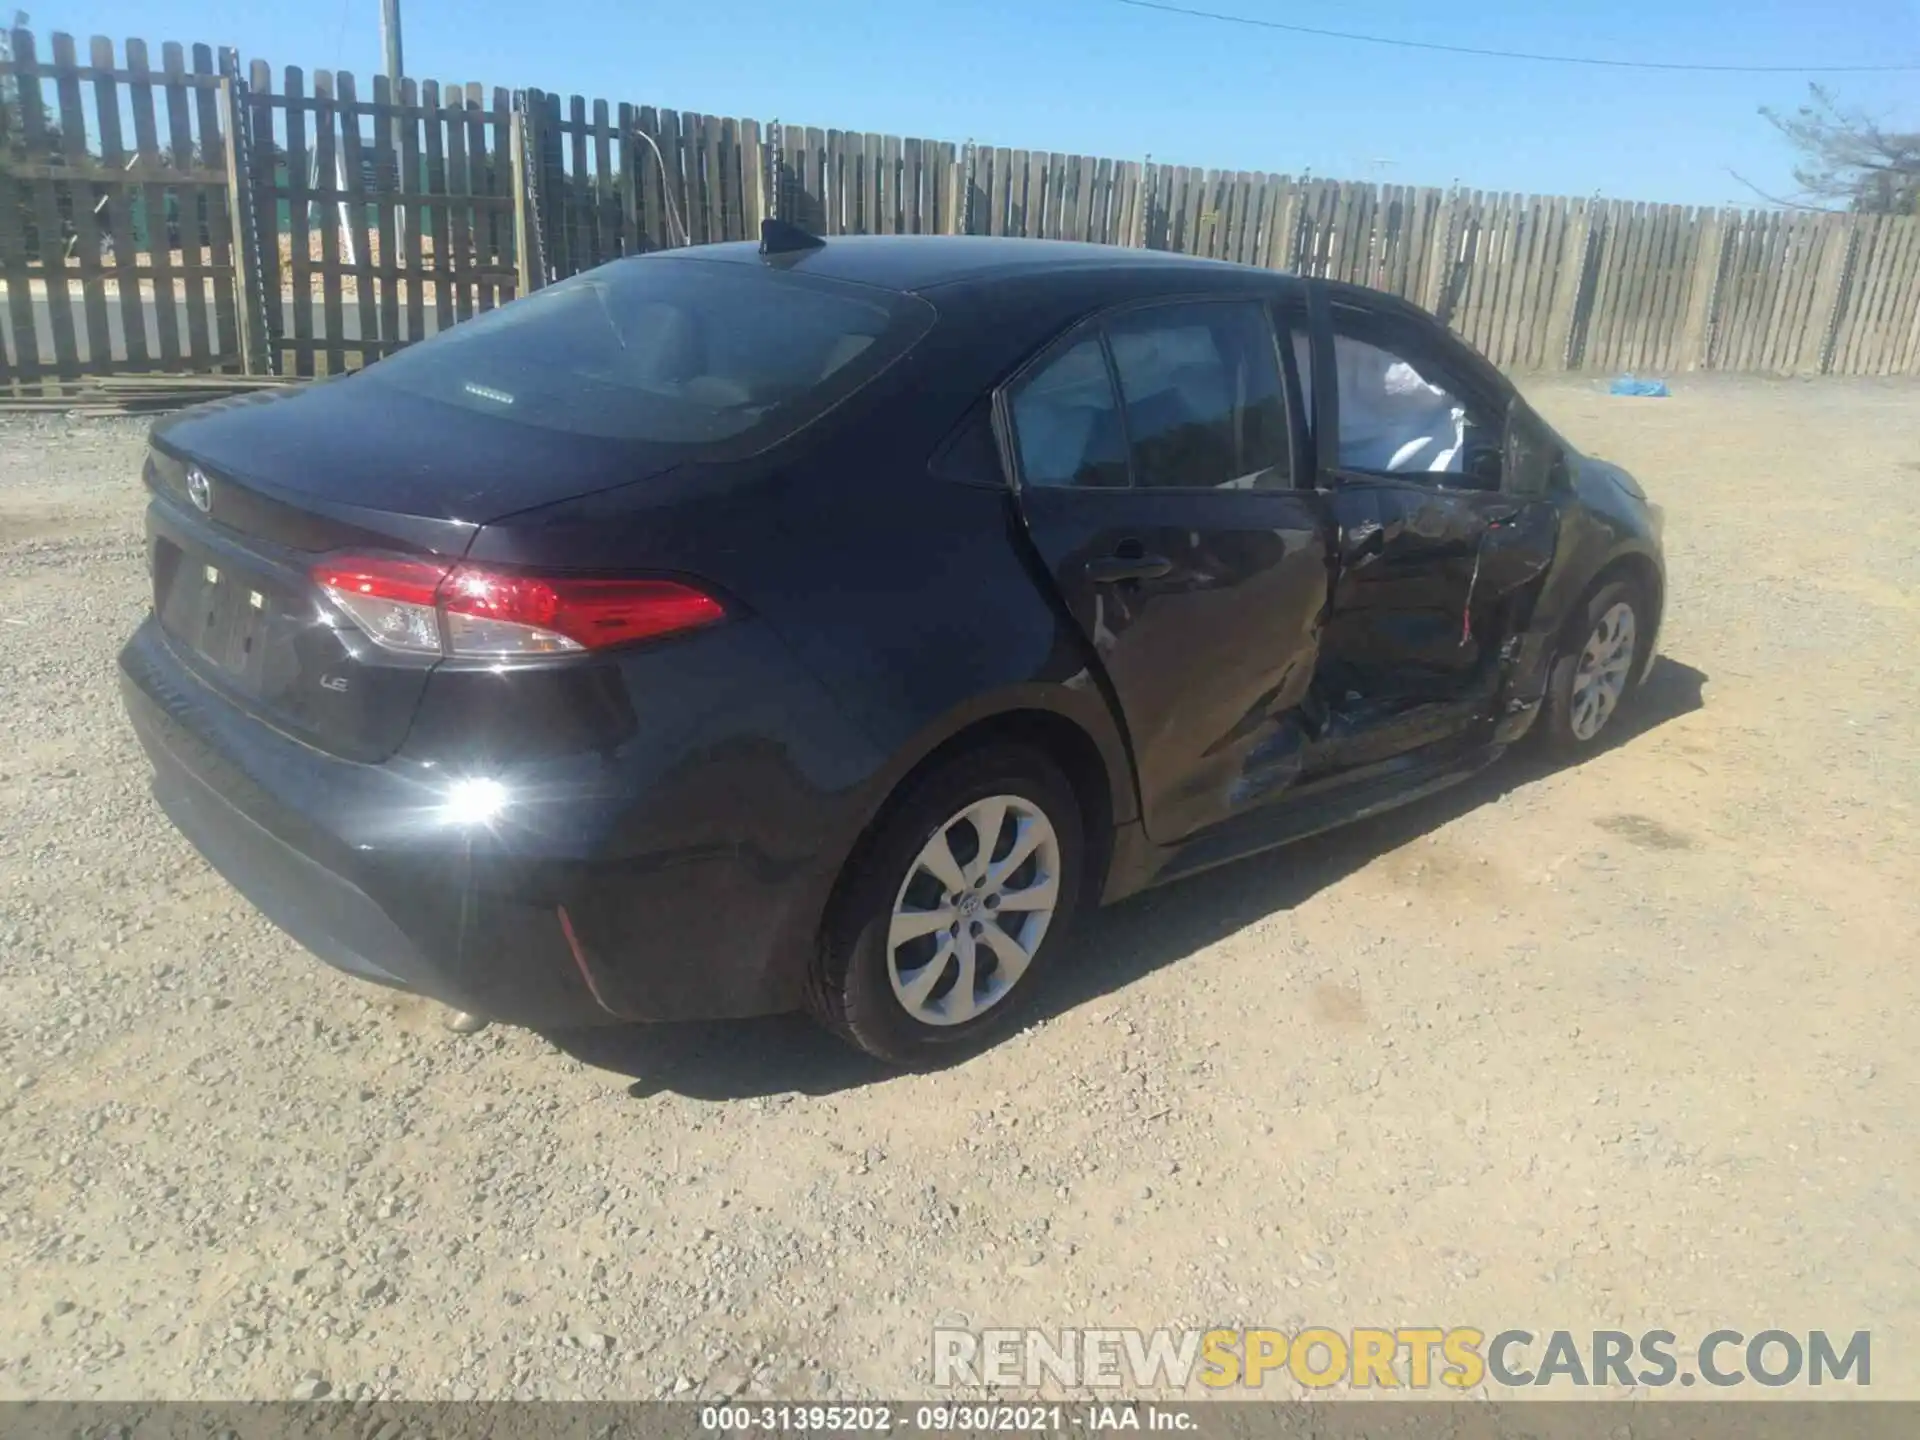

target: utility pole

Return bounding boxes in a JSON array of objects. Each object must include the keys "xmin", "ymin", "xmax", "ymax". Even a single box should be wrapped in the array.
[
  {"xmin": 380, "ymin": 0, "xmax": 405, "ymax": 309},
  {"xmin": 379, "ymin": 0, "xmax": 403, "ymax": 91}
]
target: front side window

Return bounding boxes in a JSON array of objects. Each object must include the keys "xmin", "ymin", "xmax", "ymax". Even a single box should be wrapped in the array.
[
  {"xmin": 356, "ymin": 256, "xmax": 932, "ymax": 448},
  {"xmin": 1326, "ymin": 302, "xmax": 1501, "ymax": 482},
  {"xmin": 1105, "ymin": 302, "xmax": 1292, "ymax": 490}
]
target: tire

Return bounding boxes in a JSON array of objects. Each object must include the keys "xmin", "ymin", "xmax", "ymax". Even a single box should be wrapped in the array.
[
  {"xmin": 1536, "ymin": 578, "xmax": 1646, "ymax": 759},
  {"xmin": 811, "ymin": 744, "xmax": 1085, "ymax": 1068}
]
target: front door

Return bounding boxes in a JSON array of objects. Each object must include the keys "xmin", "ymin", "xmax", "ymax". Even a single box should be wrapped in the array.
[
  {"xmin": 1299, "ymin": 284, "xmax": 1560, "ymax": 773},
  {"xmin": 1006, "ymin": 297, "xmax": 1330, "ymax": 845}
]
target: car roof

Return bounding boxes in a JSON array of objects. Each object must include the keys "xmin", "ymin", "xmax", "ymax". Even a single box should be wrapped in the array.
[{"xmin": 660, "ymin": 233, "xmax": 1272, "ymax": 294}]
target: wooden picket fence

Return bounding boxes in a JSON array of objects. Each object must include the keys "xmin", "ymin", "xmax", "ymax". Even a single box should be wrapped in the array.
[
  {"xmin": 241, "ymin": 64, "xmax": 519, "ymax": 376},
  {"xmin": 0, "ymin": 31, "xmax": 243, "ymax": 385},
  {"xmin": 4, "ymin": 25, "xmax": 1920, "ymax": 393}
]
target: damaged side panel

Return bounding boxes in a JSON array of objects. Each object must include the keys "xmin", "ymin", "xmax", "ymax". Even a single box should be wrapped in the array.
[
  {"xmin": 1319, "ymin": 481, "xmax": 1489, "ymax": 690},
  {"xmin": 1470, "ymin": 500, "xmax": 1559, "ymax": 632},
  {"xmin": 1303, "ymin": 478, "xmax": 1559, "ymax": 777},
  {"xmin": 1016, "ymin": 485, "xmax": 1331, "ymax": 845}
]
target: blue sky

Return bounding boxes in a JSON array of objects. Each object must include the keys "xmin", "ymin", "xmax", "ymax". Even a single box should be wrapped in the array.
[{"xmin": 41, "ymin": 0, "xmax": 1920, "ymax": 205}]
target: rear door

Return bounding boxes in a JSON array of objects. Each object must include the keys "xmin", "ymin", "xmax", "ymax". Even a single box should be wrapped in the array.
[
  {"xmin": 1300, "ymin": 283, "xmax": 1560, "ymax": 768},
  {"xmin": 1005, "ymin": 296, "xmax": 1330, "ymax": 845}
]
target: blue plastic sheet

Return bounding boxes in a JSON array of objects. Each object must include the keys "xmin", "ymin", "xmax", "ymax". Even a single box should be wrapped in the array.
[{"xmin": 1609, "ymin": 375, "xmax": 1671, "ymax": 397}]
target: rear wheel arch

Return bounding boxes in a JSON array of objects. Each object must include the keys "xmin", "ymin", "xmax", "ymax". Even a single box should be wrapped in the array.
[
  {"xmin": 800, "ymin": 705, "xmax": 1123, "ymax": 1050},
  {"xmin": 826, "ymin": 707, "xmax": 1122, "ymax": 931},
  {"xmin": 807, "ymin": 732, "xmax": 1093, "ymax": 1064}
]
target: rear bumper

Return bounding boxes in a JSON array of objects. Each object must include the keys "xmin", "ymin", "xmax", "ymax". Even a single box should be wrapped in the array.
[
  {"xmin": 152, "ymin": 757, "xmax": 430, "ymax": 996},
  {"xmin": 121, "ymin": 622, "xmax": 611, "ymax": 1027},
  {"xmin": 118, "ymin": 616, "xmax": 846, "ymax": 1027}
]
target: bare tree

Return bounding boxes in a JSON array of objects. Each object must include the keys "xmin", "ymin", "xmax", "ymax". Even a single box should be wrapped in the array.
[{"xmin": 1756, "ymin": 85, "xmax": 1920, "ymax": 215}]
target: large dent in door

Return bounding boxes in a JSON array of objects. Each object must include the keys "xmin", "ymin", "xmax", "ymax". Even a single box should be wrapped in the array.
[
  {"xmin": 1334, "ymin": 485, "xmax": 1484, "ymax": 573},
  {"xmin": 1313, "ymin": 484, "xmax": 1560, "ymax": 765}
]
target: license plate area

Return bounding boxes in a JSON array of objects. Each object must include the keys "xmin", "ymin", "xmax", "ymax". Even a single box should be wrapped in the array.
[{"xmin": 155, "ymin": 538, "xmax": 294, "ymax": 695}]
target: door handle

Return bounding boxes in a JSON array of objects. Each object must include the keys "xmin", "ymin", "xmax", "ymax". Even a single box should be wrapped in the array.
[
  {"xmin": 1484, "ymin": 503, "xmax": 1523, "ymax": 526},
  {"xmin": 1085, "ymin": 549, "xmax": 1173, "ymax": 584}
]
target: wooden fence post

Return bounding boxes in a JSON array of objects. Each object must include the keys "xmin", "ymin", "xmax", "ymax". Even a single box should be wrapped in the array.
[
  {"xmin": 510, "ymin": 105, "xmax": 536, "ymax": 294},
  {"xmin": 1899, "ymin": 226, "xmax": 1920, "ymax": 375},
  {"xmin": 1420, "ymin": 190, "xmax": 1458, "ymax": 314},
  {"xmin": 1677, "ymin": 209, "xmax": 1725, "ymax": 371},
  {"xmin": 741, "ymin": 119, "xmax": 764, "ymax": 232},
  {"xmin": 1539, "ymin": 199, "xmax": 1589, "ymax": 372},
  {"xmin": 1798, "ymin": 215, "xmax": 1854, "ymax": 375},
  {"xmin": 219, "ymin": 74, "xmax": 263, "ymax": 374},
  {"xmin": 940, "ymin": 142, "xmax": 962, "ymax": 235}
]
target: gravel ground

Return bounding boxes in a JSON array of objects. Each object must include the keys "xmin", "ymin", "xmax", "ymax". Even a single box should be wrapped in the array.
[{"xmin": 1, "ymin": 377, "xmax": 1917, "ymax": 1402}]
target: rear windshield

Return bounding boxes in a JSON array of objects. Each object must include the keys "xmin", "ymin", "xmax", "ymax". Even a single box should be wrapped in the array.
[{"xmin": 355, "ymin": 257, "xmax": 932, "ymax": 447}]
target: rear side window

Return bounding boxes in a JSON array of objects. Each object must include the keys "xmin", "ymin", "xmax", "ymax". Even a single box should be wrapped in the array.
[
  {"xmin": 1105, "ymin": 302, "xmax": 1291, "ymax": 490},
  {"xmin": 1009, "ymin": 336, "xmax": 1130, "ymax": 489},
  {"xmin": 356, "ymin": 257, "xmax": 931, "ymax": 447},
  {"xmin": 1006, "ymin": 300, "xmax": 1295, "ymax": 492}
]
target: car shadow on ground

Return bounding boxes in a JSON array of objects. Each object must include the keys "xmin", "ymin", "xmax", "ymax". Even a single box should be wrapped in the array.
[{"xmin": 549, "ymin": 657, "xmax": 1707, "ymax": 1103}]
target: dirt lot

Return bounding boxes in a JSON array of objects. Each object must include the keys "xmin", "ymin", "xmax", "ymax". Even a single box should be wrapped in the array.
[{"xmin": 1, "ymin": 376, "xmax": 1916, "ymax": 1402}]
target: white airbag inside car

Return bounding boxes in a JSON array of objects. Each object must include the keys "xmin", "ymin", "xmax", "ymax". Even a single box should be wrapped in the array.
[{"xmin": 1294, "ymin": 333, "xmax": 1467, "ymax": 474}]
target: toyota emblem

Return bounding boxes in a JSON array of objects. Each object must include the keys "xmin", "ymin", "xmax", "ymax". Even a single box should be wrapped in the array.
[{"xmin": 186, "ymin": 467, "xmax": 212, "ymax": 514}]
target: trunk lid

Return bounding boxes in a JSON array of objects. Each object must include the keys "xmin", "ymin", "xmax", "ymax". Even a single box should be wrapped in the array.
[
  {"xmin": 144, "ymin": 384, "xmax": 681, "ymax": 763},
  {"xmin": 151, "ymin": 379, "xmax": 682, "ymax": 529}
]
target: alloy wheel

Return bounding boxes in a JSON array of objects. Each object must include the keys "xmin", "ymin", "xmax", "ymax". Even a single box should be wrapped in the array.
[
  {"xmin": 1569, "ymin": 601, "xmax": 1637, "ymax": 741},
  {"xmin": 886, "ymin": 795, "xmax": 1062, "ymax": 1027}
]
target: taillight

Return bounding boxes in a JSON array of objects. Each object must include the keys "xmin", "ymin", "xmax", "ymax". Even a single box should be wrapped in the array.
[
  {"xmin": 311, "ymin": 556, "xmax": 448, "ymax": 654},
  {"xmin": 310, "ymin": 554, "xmax": 725, "ymax": 659}
]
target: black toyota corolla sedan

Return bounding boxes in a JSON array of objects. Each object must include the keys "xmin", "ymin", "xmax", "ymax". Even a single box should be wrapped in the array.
[{"xmin": 118, "ymin": 223, "xmax": 1665, "ymax": 1066}]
